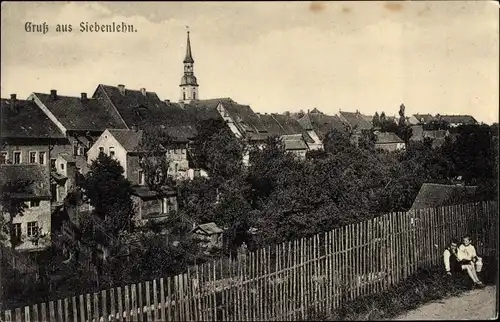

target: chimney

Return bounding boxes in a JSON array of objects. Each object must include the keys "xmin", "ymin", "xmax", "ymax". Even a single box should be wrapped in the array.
[
  {"xmin": 117, "ymin": 84, "xmax": 126, "ymax": 95},
  {"xmin": 140, "ymin": 88, "xmax": 146, "ymax": 96},
  {"xmin": 50, "ymin": 89, "xmax": 57, "ymax": 100},
  {"xmin": 81, "ymin": 92, "xmax": 87, "ymax": 101}
]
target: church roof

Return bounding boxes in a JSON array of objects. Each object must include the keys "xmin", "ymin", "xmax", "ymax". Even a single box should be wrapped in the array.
[{"xmin": 183, "ymin": 31, "xmax": 194, "ymax": 64}]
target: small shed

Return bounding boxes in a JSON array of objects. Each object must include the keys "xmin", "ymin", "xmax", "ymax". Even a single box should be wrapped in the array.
[{"xmin": 191, "ymin": 222, "xmax": 224, "ymax": 249}]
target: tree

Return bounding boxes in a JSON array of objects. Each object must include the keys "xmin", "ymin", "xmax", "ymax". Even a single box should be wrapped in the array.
[
  {"xmin": 372, "ymin": 112, "xmax": 381, "ymax": 127},
  {"xmin": 83, "ymin": 153, "xmax": 135, "ymax": 236},
  {"xmin": 137, "ymin": 129, "xmax": 174, "ymax": 192},
  {"xmin": 191, "ymin": 119, "xmax": 246, "ymax": 182}
]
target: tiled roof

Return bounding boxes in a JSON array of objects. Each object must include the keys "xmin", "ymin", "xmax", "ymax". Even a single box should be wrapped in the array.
[
  {"xmin": 108, "ymin": 129, "xmax": 144, "ymax": 152},
  {"xmin": 59, "ymin": 153, "xmax": 76, "ymax": 163},
  {"xmin": 413, "ymin": 114, "xmax": 435, "ymax": 124},
  {"xmin": 375, "ymin": 132, "xmax": 404, "ymax": 144},
  {"xmin": 131, "ymin": 185, "xmax": 175, "ymax": 199},
  {"xmin": 410, "ymin": 183, "xmax": 478, "ymax": 210},
  {"xmin": 339, "ymin": 111, "xmax": 373, "ymax": 131},
  {"xmin": 298, "ymin": 112, "xmax": 347, "ymax": 140},
  {"xmin": 439, "ymin": 115, "xmax": 477, "ymax": 125},
  {"xmin": 256, "ymin": 113, "xmax": 314, "ymax": 143},
  {"xmin": 282, "ymin": 134, "xmax": 308, "ymax": 150},
  {"xmin": 0, "ymin": 164, "xmax": 51, "ymax": 198},
  {"xmin": 34, "ymin": 92, "xmax": 127, "ymax": 132},
  {"xmin": 1, "ymin": 98, "xmax": 65, "ymax": 139},
  {"xmin": 221, "ymin": 101, "xmax": 268, "ymax": 141},
  {"xmin": 361, "ymin": 115, "xmax": 373, "ymax": 124},
  {"xmin": 96, "ymin": 85, "xmax": 230, "ymax": 142},
  {"xmin": 193, "ymin": 222, "xmax": 223, "ymax": 235}
]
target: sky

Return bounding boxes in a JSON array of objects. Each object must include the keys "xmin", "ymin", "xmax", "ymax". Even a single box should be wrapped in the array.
[{"xmin": 1, "ymin": 1, "xmax": 499, "ymax": 124}]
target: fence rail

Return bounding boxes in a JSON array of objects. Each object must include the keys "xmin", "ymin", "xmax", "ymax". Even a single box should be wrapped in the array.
[{"xmin": 2, "ymin": 201, "xmax": 498, "ymax": 321}]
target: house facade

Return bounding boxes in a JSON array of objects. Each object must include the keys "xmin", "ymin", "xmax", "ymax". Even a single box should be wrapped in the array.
[
  {"xmin": 191, "ymin": 222, "xmax": 224, "ymax": 251},
  {"xmin": 1, "ymin": 95, "xmax": 67, "ymax": 170},
  {"xmin": 0, "ymin": 165, "xmax": 52, "ymax": 252},
  {"xmin": 87, "ymin": 129, "xmax": 179, "ymax": 223}
]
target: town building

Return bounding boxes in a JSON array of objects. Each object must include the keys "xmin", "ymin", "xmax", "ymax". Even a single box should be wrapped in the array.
[
  {"xmin": 296, "ymin": 109, "xmax": 346, "ymax": 149},
  {"xmin": 410, "ymin": 183, "xmax": 478, "ymax": 211},
  {"xmin": 29, "ymin": 90, "xmax": 128, "ymax": 175},
  {"xmin": 374, "ymin": 131, "xmax": 406, "ymax": 152},
  {"xmin": 87, "ymin": 129, "xmax": 178, "ymax": 223},
  {"xmin": 439, "ymin": 115, "xmax": 477, "ymax": 127},
  {"xmin": 1, "ymin": 95, "xmax": 67, "ymax": 170},
  {"xmin": 408, "ymin": 114, "xmax": 436, "ymax": 125},
  {"xmin": 191, "ymin": 222, "xmax": 224, "ymax": 251},
  {"xmin": 0, "ymin": 165, "xmax": 52, "ymax": 252}
]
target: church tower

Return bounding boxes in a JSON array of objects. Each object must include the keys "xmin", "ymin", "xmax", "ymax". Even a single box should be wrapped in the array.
[{"xmin": 179, "ymin": 31, "xmax": 199, "ymax": 103}]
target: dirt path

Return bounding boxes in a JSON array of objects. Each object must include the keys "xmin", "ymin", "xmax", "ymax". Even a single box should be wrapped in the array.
[{"xmin": 394, "ymin": 286, "xmax": 497, "ymax": 320}]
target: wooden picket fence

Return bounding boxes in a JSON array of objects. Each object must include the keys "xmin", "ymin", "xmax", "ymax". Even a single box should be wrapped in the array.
[{"xmin": 2, "ymin": 201, "xmax": 498, "ymax": 322}]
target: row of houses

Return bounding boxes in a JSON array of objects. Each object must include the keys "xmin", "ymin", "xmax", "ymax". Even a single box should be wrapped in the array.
[{"xmin": 1, "ymin": 31, "xmax": 479, "ymax": 255}]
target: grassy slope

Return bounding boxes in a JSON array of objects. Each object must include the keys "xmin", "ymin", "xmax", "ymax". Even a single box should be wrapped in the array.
[{"xmin": 307, "ymin": 256, "xmax": 497, "ymax": 321}]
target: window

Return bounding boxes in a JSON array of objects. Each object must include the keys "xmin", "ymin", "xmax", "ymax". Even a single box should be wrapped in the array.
[
  {"xmin": 39, "ymin": 152, "xmax": 46, "ymax": 165},
  {"xmin": 99, "ymin": 147, "xmax": 104, "ymax": 153},
  {"xmin": 193, "ymin": 92, "xmax": 196, "ymax": 100},
  {"xmin": 0, "ymin": 151, "xmax": 8, "ymax": 164},
  {"xmin": 183, "ymin": 92, "xmax": 186, "ymax": 100},
  {"xmin": 109, "ymin": 147, "xmax": 115, "ymax": 157},
  {"xmin": 11, "ymin": 223, "xmax": 22, "ymax": 238},
  {"xmin": 174, "ymin": 163, "xmax": 179, "ymax": 173},
  {"xmin": 74, "ymin": 145, "xmax": 79, "ymax": 156},
  {"xmin": 13, "ymin": 151, "xmax": 21, "ymax": 164},
  {"xmin": 27, "ymin": 221, "xmax": 38, "ymax": 237},
  {"xmin": 29, "ymin": 151, "xmax": 37, "ymax": 164},
  {"xmin": 29, "ymin": 200, "xmax": 40, "ymax": 208},
  {"xmin": 79, "ymin": 146, "xmax": 85, "ymax": 156},
  {"xmin": 138, "ymin": 170, "xmax": 144, "ymax": 185},
  {"xmin": 60, "ymin": 163, "xmax": 65, "ymax": 170},
  {"xmin": 50, "ymin": 158, "xmax": 56, "ymax": 170}
]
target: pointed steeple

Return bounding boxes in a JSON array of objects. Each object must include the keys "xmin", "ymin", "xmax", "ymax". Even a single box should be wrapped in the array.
[
  {"xmin": 183, "ymin": 31, "xmax": 194, "ymax": 64},
  {"xmin": 179, "ymin": 29, "xmax": 199, "ymax": 103}
]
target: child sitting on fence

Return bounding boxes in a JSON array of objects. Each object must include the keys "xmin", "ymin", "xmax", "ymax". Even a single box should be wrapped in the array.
[{"xmin": 457, "ymin": 235, "xmax": 484, "ymax": 288}]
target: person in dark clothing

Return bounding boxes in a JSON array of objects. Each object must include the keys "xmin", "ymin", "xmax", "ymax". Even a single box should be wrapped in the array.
[{"xmin": 443, "ymin": 240, "xmax": 461, "ymax": 275}]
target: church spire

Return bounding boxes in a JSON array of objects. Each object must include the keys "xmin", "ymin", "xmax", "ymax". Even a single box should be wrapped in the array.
[
  {"xmin": 184, "ymin": 31, "xmax": 194, "ymax": 64},
  {"xmin": 179, "ymin": 29, "xmax": 199, "ymax": 103}
]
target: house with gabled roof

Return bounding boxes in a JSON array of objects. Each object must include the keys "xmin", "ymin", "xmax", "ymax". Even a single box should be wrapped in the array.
[
  {"xmin": 374, "ymin": 131, "xmax": 405, "ymax": 152},
  {"xmin": 87, "ymin": 129, "xmax": 178, "ymax": 223},
  {"xmin": 0, "ymin": 164, "xmax": 52, "ymax": 252},
  {"xmin": 1, "ymin": 95, "xmax": 67, "ymax": 170},
  {"xmin": 410, "ymin": 183, "xmax": 478, "ymax": 211},
  {"xmin": 439, "ymin": 115, "xmax": 477, "ymax": 127},
  {"xmin": 338, "ymin": 110, "xmax": 373, "ymax": 132},
  {"xmin": 256, "ymin": 112, "xmax": 319, "ymax": 153},
  {"xmin": 29, "ymin": 90, "xmax": 128, "ymax": 176},
  {"xmin": 296, "ymin": 109, "xmax": 346, "ymax": 149},
  {"xmin": 408, "ymin": 114, "xmax": 436, "ymax": 125}
]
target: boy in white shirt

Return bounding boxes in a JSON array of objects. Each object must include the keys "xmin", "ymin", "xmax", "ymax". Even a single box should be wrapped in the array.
[{"xmin": 457, "ymin": 235, "xmax": 484, "ymax": 287}]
